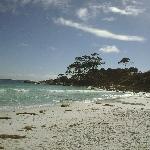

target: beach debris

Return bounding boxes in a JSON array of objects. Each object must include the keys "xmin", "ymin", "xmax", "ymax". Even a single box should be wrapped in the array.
[
  {"xmin": 49, "ymin": 124, "xmax": 57, "ymax": 130},
  {"xmin": 69, "ymin": 122, "xmax": 80, "ymax": 127},
  {"xmin": 0, "ymin": 134, "xmax": 26, "ymax": 139},
  {"xmin": 95, "ymin": 101, "xmax": 102, "ymax": 104},
  {"xmin": 16, "ymin": 112, "xmax": 38, "ymax": 115},
  {"xmin": 65, "ymin": 109, "xmax": 72, "ymax": 111},
  {"xmin": 0, "ymin": 146, "xmax": 4, "ymax": 149},
  {"xmin": 0, "ymin": 117, "xmax": 11, "ymax": 120},
  {"xmin": 23, "ymin": 125, "xmax": 36, "ymax": 131},
  {"xmin": 69, "ymin": 124, "xmax": 77, "ymax": 127},
  {"xmin": 41, "ymin": 124, "xmax": 46, "ymax": 128},
  {"xmin": 39, "ymin": 110, "xmax": 46, "ymax": 114},
  {"xmin": 52, "ymin": 135, "xmax": 57, "ymax": 138},
  {"xmin": 77, "ymin": 109, "xmax": 81, "ymax": 111},
  {"xmin": 51, "ymin": 124, "xmax": 57, "ymax": 128},
  {"xmin": 18, "ymin": 129, "xmax": 24, "ymax": 131},
  {"xmin": 91, "ymin": 108, "xmax": 99, "ymax": 111},
  {"xmin": 103, "ymin": 104, "xmax": 113, "ymax": 107},
  {"xmin": 61, "ymin": 103, "xmax": 70, "ymax": 107},
  {"xmin": 121, "ymin": 102, "xmax": 145, "ymax": 106}
]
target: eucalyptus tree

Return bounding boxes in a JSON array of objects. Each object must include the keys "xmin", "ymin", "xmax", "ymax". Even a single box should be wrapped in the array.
[
  {"xmin": 118, "ymin": 57, "xmax": 130, "ymax": 68},
  {"xmin": 66, "ymin": 53, "xmax": 105, "ymax": 80}
]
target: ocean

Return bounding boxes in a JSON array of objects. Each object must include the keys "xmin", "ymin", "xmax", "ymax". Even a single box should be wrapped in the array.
[{"xmin": 0, "ymin": 80, "xmax": 132, "ymax": 110}]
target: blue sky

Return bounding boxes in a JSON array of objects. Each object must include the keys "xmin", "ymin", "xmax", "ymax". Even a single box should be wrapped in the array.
[{"xmin": 0, "ymin": 0, "xmax": 150, "ymax": 80}]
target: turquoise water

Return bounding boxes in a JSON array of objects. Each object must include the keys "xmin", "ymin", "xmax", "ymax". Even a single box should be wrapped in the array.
[{"xmin": 0, "ymin": 82, "xmax": 126, "ymax": 109}]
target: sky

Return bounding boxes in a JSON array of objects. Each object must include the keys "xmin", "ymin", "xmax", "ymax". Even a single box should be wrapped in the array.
[{"xmin": 0, "ymin": 0, "xmax": 150, "ymax": 80}]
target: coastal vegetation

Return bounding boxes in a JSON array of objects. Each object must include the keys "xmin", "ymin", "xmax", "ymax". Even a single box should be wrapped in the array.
[{"xmin": 41, "ymin": 53, "xmax": 150, "ymax": 92}]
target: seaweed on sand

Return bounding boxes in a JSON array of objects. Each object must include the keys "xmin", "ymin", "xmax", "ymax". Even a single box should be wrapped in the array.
[
  {"xmin": 0, "ymin": 134, "xmax": 26, "ymax": 139},
  {"xmin": 23, "ymin": 125, "xmax": 36, "ymax": 131},
  {"xmin": 16, "ymin": 112, "xmax": 38, "ymax": 115},
  {"xmin": 0, "ymin": 117, "xmax": 11, "ymax": 119}
]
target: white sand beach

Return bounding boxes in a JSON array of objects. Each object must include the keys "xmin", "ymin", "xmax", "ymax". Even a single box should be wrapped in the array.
[{"xmin": 0, "ymin": 95, "xmax": 150, "ymax": 150}]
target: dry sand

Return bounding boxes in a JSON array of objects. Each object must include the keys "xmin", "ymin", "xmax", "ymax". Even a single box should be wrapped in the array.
[{"xmin": 0, "ymin": 95, "xmax": 150, "ymax": 150}]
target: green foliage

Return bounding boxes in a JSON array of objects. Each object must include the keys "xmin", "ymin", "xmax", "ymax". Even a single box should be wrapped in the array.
[
  {"xmin": 45, "ymin": 53, "xmax": 150, "ymax": 92},
  {"xmin": 57, "ymin": 74, "xmax": 68, "ymax": 85},
  {"xmin": 65, "ymin": 53, "xmax": 105, "ymax": 80},
  {"xmin": 118, "ymin": 57, "xmax": 130, "ymax": 68},
  {"xmin": 128, "ymin": 67, "xmax": 138, "ymax": 73}
]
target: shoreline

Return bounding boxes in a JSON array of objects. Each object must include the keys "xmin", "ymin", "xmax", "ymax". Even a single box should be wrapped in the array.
[
  {"xmin": 0, "ymin": 90, "xmax": 149, "ymax": 111},
  {"xmin": 0, "ymin": 95, "xmax": 150, "ymax": 149}
]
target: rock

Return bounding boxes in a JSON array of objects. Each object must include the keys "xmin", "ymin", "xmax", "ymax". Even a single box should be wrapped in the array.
[
  {"xmin": 61, "ymin": 103, "xmax": 70, "ymax": 107},
  {"xmin": 103, "ymin": 104, "xmax": 113, "ymax": 107}
]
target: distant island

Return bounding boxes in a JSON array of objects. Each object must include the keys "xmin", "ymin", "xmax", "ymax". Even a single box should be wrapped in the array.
[
  {"xmin": 0, "ymin": 79, "xmax": 40, "ymax": 85},
  {"xmin": 40, "ymin": 53, "xmax": 150, "ymax": 92},
  {"xmin": 0, "ymin": 79, "xmax": 25, "ymax": 84}
]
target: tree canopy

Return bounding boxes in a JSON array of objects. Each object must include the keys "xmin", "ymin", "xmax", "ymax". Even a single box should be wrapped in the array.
[
  {"xmin": 118, "ymin": 57, "xmax": 130, "ymax": 68},
  {"xmin": 42, "ymin": 53, "xmax": 150, "ymax": 92},
  {"xmin": 65, "ymin": 53, "xmax": 105, "ymax": 80}
]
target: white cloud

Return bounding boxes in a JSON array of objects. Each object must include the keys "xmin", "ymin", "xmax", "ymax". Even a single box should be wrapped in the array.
[
  {"xmin": 88, "ymin": 2, "xmax": 145, "ymax": 17},
  {"xmin": 0, "ymin": 0, "xmax": 70, "ymax": 13},
  {"xmin": 19, "ymin": 42, "xmax": 29, "ymax": 47},
  {"xmin": 76, "ymin": 8, "xmax": 89, "ymax": 21},
  {"xmin": 16, "ymin": 0, "xmax": 69, "ymax": 7},
  {"xmin": 99, "ymin": 45, "xmax": 120, "ymax": 53},
  {"xmin": 102, "ymin": 17, "xmax": 115, "ymax": 22},
  {"xmin": 20, "ymin": 0, "xmax": 31, "ymax": 5},
  {"xmin": 108, "ymin": 6, "xmax": 145, "ymax": 16},
  {"xmin": 32, "ymin": 0, "xmax": 69, "ymax": 9},
  {"xmin": 0, "ymin": 2, "xmax": 16, "ymax": 13},
  {"xmin": 49, "ymin": 46, "xmax": 56, "ymax": 51},
  {"xmin": 55, "ymin": 17, "xmax": 145, "ymax": 42},
  {"xmin": 122, "ymin": 0, "xmax": 142, "ymax": 6}
]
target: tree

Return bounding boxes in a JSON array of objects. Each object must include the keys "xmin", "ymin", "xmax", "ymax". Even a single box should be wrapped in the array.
[
  {"xmin": 57, "ymin": 74, "xmax": 68, "ymax": 85},
  {"xmin": 128, "ymin": 67, "xmax": 138, "ymax": 73},
  {"xmin": 118, "ymin": 57, "xmax": 130, "ymax": 68},
  {"xmin": 65, "ymin": 53, "xmax": 105, "ymax": 80}
]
